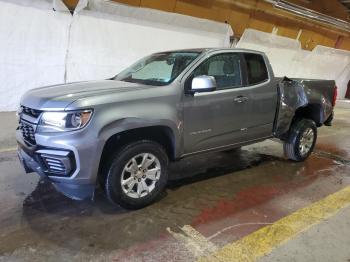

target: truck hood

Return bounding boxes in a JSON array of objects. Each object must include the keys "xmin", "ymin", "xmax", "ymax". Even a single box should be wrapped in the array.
[{"xmin": 21, "ymin": 80, "xmax": 151, "ymax": 110}]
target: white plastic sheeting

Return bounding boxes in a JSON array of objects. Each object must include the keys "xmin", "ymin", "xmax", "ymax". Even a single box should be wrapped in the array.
[
  {"xmin": 237, "ymin": 29, "xmax": 350, "ymax": 98},
  {"xmin": 67, "ymin": 2, "xmax": 232, "ymax": 82},
  {"xmin": 0, "ymin": 0, "xmax": 70, "ymax": 112},
  {"xmin": 294, "ymin": 46, "xmax": 350, "ymax": 98},
  {"xmin": 0, "ymin": 0, "xmax": 232, "ymax": 111}
]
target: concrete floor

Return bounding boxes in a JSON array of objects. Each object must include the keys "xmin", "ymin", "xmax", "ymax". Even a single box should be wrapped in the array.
[
  {"xmin": 0, "ymin": 112, "xmax": 17, "ymax": 150},
  {"xmin": 0, "ymin": 105, "xmax": 350, "ymax": 261},
  {"xmin": 260, "ymin": 206, "xmax": 350, "ymax": 262}
]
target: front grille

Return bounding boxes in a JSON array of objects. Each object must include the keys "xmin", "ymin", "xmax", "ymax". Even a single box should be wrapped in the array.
[
  {"xmin": 21, "ymin": 106, "xmax": 42, "ymax": 118},
  {"xmin": 19, "ymin": 121, "xmax": 36, "ymax": 146},
  {"xmin": 18, "ymin": 105, "xmax": 40, "ymax": 146}
]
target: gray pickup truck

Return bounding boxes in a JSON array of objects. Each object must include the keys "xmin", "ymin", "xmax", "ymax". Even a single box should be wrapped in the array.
[{"xmin": 17, "ymin": 48, "xmax": 337, "ymax": 209}]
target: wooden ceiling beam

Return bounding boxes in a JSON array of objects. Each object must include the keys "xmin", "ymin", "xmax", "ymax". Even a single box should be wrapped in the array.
[{"xmin": 61, "ymin": 0, "xmax": 80, "ymax": 10}]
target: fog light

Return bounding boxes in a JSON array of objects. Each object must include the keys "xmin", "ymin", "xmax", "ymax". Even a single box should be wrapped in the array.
[{"xmin": 36, "ymin": 149, "xmax": 75, "ymax": 176}]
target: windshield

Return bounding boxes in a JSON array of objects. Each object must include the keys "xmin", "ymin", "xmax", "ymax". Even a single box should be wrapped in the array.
[{"xmin": 114, "ymin": 51, "xmax": 201, "ymax": 86}]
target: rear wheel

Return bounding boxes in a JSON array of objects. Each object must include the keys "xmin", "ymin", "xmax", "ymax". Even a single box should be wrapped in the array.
[
  {"xmin": 104, "ymin": 140, "xmax": 168, "ymax": 209},
  {"xmin": 283, "ymin": 118, "xmax": 317, "ymax": 161}
]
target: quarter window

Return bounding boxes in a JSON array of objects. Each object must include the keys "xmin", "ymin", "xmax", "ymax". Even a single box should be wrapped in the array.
[
  {"xmin": 190, "ymin": 53, "xmax": 242, "ymax": 90},
  {"xmin": 244, "ymin": 54, "xmax": 268, "ymax": 85}
]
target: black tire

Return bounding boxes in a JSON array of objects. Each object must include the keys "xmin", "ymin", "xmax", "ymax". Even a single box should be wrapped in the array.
[
  {"xmin": 283, "ymin": 118, "xmax": 317, "ymax": 162},
  {"xmin": 104, "ymin": 140, "xmax": 168, "ymax": 209}
]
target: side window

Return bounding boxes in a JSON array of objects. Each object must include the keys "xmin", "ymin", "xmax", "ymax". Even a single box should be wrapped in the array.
[
  {"xmin": 190, "ymin": 53, "xmax": 242, "ymax": 90},
  {"xmin": 244, "ymin": 54, "xmax": 268, "ymax": 85}
]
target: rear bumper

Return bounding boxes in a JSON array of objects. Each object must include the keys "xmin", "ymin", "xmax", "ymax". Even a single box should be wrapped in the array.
[{"xmin": 324, "ymin": 111, "xmax": 334, "ymax": 126}]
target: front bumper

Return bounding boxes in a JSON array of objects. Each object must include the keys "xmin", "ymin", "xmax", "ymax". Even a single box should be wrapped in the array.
[
  {"xmin": 17, "ymin": 147, "xmax": 94, "ymax": 200},
  {"xmin": 16, "ymin": 128, "xmax": 103, "ymax": 200}
]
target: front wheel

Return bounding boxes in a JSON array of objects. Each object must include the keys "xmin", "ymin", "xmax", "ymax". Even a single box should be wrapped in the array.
[
  {"xmin": 283, "ymin": 118, "xmax": 317, "ymax": 162},
  {"xmin": 104, "ymin": 140, "xmax": 168, "ymax": 209}
]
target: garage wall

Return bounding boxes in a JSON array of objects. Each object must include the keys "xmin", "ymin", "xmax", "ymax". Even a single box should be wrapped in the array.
[
  {"xmin": 103, "ymin": 0, "xmax": 350, "ymax": 98},
  {"xmin": 0, "ymin": 0, "xmax": 232, "ymax": 111},
  {"xmin": 0, "ymin": 0, "xmax": 70, "ymax": 112},
  {"xmin": 108, "ymin": 0, "xmax": 350, "ymax": 52},
  {"xmin": 67, "ymin": 0, "xmax": 232, "ymax": 82}
]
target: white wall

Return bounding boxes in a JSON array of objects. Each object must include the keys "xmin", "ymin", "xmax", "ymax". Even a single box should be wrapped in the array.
[
  {"xmin": 0, "ymin": 0, "xmax": 232, "ymax": 111},
  {"xmin": 0, "ymin": 0, "xmax": 70, "ymax": 111},
  {"xmin": 3, "ymin": 1, "xmax": 348, "ymax": 112}
]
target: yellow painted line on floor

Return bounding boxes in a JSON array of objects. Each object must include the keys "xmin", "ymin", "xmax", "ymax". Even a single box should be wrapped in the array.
[
  {"xmin": 0, "ymin": 147, "xmax": 17, "ymax": 153},
  {"xmin": 198, "ymin": 186, "xmax": 350, "ymax": 262}
]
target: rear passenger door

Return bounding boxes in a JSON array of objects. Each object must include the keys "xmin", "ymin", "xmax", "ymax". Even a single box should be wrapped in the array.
[{"xmin": 239, "ymin": 53, "xmax": 278, "ymax": 140}]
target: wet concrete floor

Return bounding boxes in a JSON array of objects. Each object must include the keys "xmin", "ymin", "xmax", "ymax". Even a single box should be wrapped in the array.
[{"xmin": 0, "ymin": 107, "xmax": 350, "ymax": 261}]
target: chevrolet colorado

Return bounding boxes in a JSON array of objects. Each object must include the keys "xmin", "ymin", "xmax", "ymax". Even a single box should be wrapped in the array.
[{"xmin": 16, "ymin": 48, "xmax": 337, "ymax": 209}]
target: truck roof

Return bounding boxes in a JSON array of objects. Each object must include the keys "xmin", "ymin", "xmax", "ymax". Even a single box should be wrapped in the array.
[{"xmin": 158, "ymin": 47, "xmax": 265, "ymax": 55}]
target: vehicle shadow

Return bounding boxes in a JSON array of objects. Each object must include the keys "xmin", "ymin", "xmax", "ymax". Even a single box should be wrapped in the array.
[
  {"xmin": 18, "ymin": 147, "xmax": 298, "ymax": 253},
  {"xmin": 167, "ymin": 148, "xmax": 278, "ymax": 188},
  {"xmin": 22, "ymin": 149, "xmax": 280, "ymax": 214}
]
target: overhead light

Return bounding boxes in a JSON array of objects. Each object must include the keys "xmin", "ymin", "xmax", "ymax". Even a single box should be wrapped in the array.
[{"xmin": 267, "ymin": 0, "xmax": 350, "ymax": 32}]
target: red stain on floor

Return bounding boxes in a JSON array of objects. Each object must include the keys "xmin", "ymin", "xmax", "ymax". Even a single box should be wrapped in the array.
[
  {"xmin": 191, "ymin": 156, "xmax": 335, "ymax": 226},
  {"xmin": 192, "ymin": 185, "xmax": 283, "ymax": 226}
]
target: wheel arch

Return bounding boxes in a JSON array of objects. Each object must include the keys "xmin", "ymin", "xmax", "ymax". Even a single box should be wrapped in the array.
[
  {"xmin": 277, "ymin": 103, "xmax": 323, "ymax": 141},
  {"xmin": 97, "ymin": 124, "xmax": 178, "ymax": 183},
  {"xmin": 293, "ymin": 103, "xmax": 324, "ymax": 127}
]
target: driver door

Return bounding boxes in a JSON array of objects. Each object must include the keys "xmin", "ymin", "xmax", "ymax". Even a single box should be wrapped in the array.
[{"xmin": 183, "ymin": 52, "xmax": 251, "ymax": 154}]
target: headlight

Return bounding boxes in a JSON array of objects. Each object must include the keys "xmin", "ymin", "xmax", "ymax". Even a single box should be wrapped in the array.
[{"xmin": 37, "ymin": 110, "xmax": 93, "ymax": 133}]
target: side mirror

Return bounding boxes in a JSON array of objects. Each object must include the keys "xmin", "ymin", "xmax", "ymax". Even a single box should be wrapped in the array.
[{"xmin": 190, "ymin": 75, "xmax": 217, "ymax": 93}]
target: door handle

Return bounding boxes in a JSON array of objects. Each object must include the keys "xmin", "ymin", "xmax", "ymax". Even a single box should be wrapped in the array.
[{"xmin": 233, "ymin": 96, "xmax": 248, "ymax": 103}]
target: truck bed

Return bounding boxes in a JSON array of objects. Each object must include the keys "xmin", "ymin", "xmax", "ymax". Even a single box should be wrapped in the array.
[{"xmin": 273, "ymin": 77, "xmax": 336, "ymax": 138}]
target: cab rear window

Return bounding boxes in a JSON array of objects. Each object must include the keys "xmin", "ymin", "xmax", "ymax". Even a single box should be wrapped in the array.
[{"xmin": 244, "ymin": 54, "xmax": 268, "ymax": 85}]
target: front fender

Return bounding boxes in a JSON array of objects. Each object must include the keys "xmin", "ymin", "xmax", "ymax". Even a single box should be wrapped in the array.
[{"xmin": 98, "ymin": 118, "xmax": 182, "ymax": 158}]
